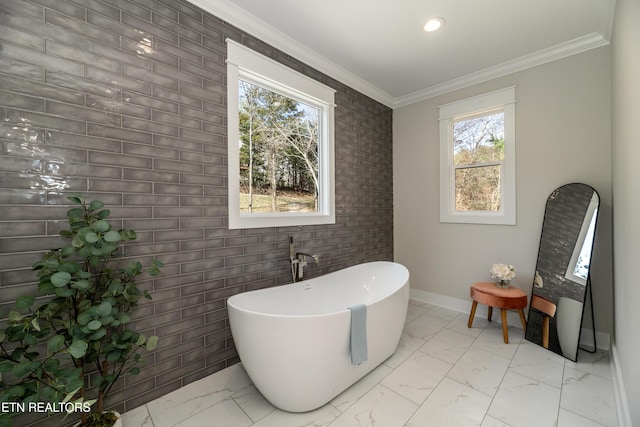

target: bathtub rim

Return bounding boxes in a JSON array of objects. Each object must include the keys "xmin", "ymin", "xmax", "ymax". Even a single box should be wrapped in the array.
[{"xmin": 226, "ymin": 260, "xmax": 409, "ymax": 318}]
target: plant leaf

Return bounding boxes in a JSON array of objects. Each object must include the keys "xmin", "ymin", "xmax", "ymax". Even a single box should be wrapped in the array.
[
  {"xmin": 120, "ymin": 330, "xmax": 133, "ymax": 342},
  {"xmin": 101, "ymin": 243, "xmax": 117, "ymax": 255},
  {"xmin": 122, "ymin": 229, "xmax": 137, "ymax": 240},
  {"xmin": 68, "ymin": 340, "xmax": 88, "ymax": 358},
  {"xmin": 15, "ymin": 295, "xmax": 35, "ymax": 310},
  {"xmin": 146, "ymin": 335, "xmax": 159, "ymax": 351},
  {"xmin": 61, "ymin": 386, "xmax": 82, "ymax": 404},
  {"xmin": 100, "ymin": 315, "xmax": 114, "ymax": 326},
  {"xmin": 89, "ymin": 200, "xmax": 104, "ymax": 211},
  {"xmin": 58, "ymin": 261, "xmax": 80, "ymax": 273},
  {"xmin": 87, "ymin": 320, "xmax": 102, "ymax": 331},
  {"xmin": 78, "ymin": 246, "xmax": 90, "ymax": 258},
  {"xmin": 101, "ymin": 374, "xmax": 115, "ymax": 389},
  {"xmin": 106, "ymin": 351, "xmax": 122, "ymax": 363},
  {"xmin": 5, "ymin": 384, "xmax": 26, "ymax": 398},
  {"xmin": 67, "ymin": 207, "xmax": 84, "ymax": 218},
  {"xmin": 51, "ymin": 271, "xmax": 72, "ymax": 287},
  {"xmin": 92, "ymin": 220, "xmax": 110, "ymax": 233},
  {"xmin": 89, "ymin": 328, "xmax": 106, "ymax": 340},
  {"xmin": 23, "ymin": 333, "xmax": 37, "ymax": 346},
  {"xmin": 8, "ymin": 311, "xmax": 23, "ymax": 323},
  {"xmin": 104, "ymin": 230, "xmax": 122, "ymax": 242},
  {"xmin": 60, "ymin": 245, "xmax": 75, "ymax": 256},
  {"xmin": 77, "ymin": 310, "xmax": 92, "ymax": 326},
  {"xmin": 84, "ymin": 231, "xmax": 99, "ymax": 243},
  {"xmin": 43, "ymin": 357, "xmax": 60, "ymax": 372},
  {"xmin": 48, "ymin": 335, "xmax": 65, "ymax": 352},
  {"xmin": 12, "ymin": 361, "xmax": 36, "ymax": 378},
  {"xmin": 64, "ymin": 377, "xmax": 84, "ymax": 394},
  {"xmin": 67, "ymin": 196, "xmax": 82, "ymax": 205},
  {"xmin": 95, "ymin": 301, "xmax": 112, "ymax": 317},
  {"xmin": 55, "ymin": 287, "xmax": 75, "ymax": 297},
  {"xmin": 71, "ymin": 279, "xmax": 91, "ymax": 291}
]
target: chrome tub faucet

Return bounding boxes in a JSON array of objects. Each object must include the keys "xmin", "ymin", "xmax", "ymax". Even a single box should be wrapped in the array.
[{"xmin": 289, "ymin": 236, "xmax": 319, "ymax": 282}]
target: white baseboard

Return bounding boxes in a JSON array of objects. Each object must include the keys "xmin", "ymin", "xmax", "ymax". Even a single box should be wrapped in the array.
[
  {"xmin": 610, "ymin": 340, "xmax": 633, "ymax": 427},
  {"xmin": 409, "ymin": 288, "xmax": 527, "ymax": 330},
  {"xmin": 410, "ymin": 288, "xmax": 472, "ymax": 315},
  {"xmin": 409, "ymin": 288, "xmax": 610, "ymax": 349}
]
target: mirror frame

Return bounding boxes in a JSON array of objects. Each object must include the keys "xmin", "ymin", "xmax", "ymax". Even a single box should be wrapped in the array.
[{"xmin": 525, "ymin": 183, "xmax": 600, "ymax": 361}]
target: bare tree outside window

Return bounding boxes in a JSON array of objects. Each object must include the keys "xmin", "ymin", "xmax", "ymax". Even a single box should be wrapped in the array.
[
  {"xmin": 453, "ymin": 111, "xmax": 505, "ymax": 212},
  {"xmin": 238, "ymin": 81, "xmax": 320, "ymax": 213}
]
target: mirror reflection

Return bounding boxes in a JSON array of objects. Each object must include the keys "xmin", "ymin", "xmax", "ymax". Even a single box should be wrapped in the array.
[{"xmin": 525, "ymin": 183, "xmax": 600, "ymax": 361}]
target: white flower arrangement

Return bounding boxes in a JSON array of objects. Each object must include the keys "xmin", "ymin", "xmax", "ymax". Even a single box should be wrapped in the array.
[{"xmin": 490, "ymin": 263, "xmax": 516, "ymax": 284}]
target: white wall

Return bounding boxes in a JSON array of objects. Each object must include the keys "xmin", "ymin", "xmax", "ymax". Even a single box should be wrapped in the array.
[
  {"xmin": 393, "ymin": 47, "xmax": 613, "ymax": 338},
  {"xmin": 611, "ymin": 0, "xmax": 640, "ymax": 424}
]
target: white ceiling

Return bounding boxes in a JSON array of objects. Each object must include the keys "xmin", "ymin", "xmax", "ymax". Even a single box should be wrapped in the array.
[{"xmin": 190, "ymin": 0, "xmax": 616, "ymax": 107}]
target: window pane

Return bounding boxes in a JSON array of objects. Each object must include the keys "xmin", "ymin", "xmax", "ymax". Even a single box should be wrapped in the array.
[
  {"xmin": 455, "ymin": 165, "xmax": 501, "ymax": 211},
  {"xmin": 238, "ymin": 80, "xmax": 319, "ymax": 214},
  {"xmin": 453, "ymin": 111, "xmax": 504, "ymax": 166}
]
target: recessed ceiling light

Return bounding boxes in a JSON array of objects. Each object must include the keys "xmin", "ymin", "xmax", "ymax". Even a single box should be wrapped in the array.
[{"xmin": 424, "ymin": 17, "xmax": 445, "ymax": 32}]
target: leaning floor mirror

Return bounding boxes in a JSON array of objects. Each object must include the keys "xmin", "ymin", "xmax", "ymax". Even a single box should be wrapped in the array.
[{"xmin": 525, "ymin": 183, "xmax": 600, "ymax": 361}]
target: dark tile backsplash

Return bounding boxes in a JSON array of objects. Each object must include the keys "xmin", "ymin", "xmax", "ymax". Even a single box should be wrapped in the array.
[{"xmin": 0, "ymin": 0, "xmax": 393, "ymax": 424}]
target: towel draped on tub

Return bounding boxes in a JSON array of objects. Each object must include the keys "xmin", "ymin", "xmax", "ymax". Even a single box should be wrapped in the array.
[{"xmin": 348, "ymin": 304, "xmax": 368, "ymax": 365}]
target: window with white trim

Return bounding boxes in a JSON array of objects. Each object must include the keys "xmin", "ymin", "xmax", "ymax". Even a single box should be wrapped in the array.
[
  {"xmin": 439, "ymin": 87, "xmax": 516, "ymax": 225},
  {"xmin": 226, "ymin": 39, "xmax": 336, "ymax": 229}
]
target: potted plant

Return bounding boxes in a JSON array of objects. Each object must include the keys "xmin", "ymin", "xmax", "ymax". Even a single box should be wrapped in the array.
[{"xmin": 0, "ymin": 195, "xmax": 163, "ymax": 427}]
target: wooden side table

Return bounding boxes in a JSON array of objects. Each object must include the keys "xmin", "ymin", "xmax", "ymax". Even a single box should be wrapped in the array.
[{"xmin": 467, "ymin": 281, "xmax": 528, "ymax": 344}]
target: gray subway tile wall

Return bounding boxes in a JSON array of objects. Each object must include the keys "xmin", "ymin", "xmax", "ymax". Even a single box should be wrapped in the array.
[{"xmin": 0, "ymin": 0, "xmax": 393, "ymax": 425}]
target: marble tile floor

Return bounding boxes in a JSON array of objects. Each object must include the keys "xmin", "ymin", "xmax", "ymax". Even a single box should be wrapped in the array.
[{"xmin": 122, "ymin": 300, "xmax": 618, "ymax": 427}]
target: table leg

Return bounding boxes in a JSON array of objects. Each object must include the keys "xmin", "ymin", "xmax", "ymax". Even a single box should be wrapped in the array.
[
  {"xmin": 501, "ymin": 309, "xmax": 509, "ymax": 343},
  {"xmin": 518, "ymin": 309, "xmax": 527, "ymax": 331},
  {"xmin": 468, "ymin": 301, "xmax": 478, "ymax": 328}
]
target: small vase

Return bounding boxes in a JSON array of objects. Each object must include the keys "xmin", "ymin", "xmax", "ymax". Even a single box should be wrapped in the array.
[{"xmin": 496, "ymin": 280, "xmax": 510, "ymax": 288}]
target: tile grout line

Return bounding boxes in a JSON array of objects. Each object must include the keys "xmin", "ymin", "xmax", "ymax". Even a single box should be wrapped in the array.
[{"xmin": 557, "ymin": 358, "xmax": 568, "ymax": 426}]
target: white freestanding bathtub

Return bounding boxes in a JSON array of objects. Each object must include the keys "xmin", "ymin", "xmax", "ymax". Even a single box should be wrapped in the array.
[{"xmin": 227, "ymin": 261, "xmax": 410, "ymax": 412}]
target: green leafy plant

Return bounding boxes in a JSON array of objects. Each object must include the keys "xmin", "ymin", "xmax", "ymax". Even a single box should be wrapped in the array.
[{"xmin": 0, "ymin": 195, "xmax": 163, "ymax": 427}]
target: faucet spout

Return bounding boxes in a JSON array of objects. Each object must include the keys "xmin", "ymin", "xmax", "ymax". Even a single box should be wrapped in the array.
[{"xmin": 296, "ymin": 252, "xmax": 320, "ymax": 264}]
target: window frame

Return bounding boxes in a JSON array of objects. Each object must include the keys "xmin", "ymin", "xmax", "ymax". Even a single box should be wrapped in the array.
[
  {"xmin": 226, "ymin": 39, "xmax": 336, "ymax": 229},
  {"xmin": 438, "ymin": 86, "xmax": 516, "ymax": 225}
]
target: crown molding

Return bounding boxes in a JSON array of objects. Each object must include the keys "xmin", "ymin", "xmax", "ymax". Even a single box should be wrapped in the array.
[
  {"xmin": 188, "ymin": 0, "xmax": 395, "ymax": 107},
  {"xmin": 187, "ymin": 0, "xmax": 614, "ymax": 110},
  {"xmin": 394, "ymin": 32, "xmax": 611, "ymax": 108}
]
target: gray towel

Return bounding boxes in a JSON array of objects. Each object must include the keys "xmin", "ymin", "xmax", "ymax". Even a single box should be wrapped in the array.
[{"xmin": 348, "ymin": 304, "xmax": 368, "ymax": 365}]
